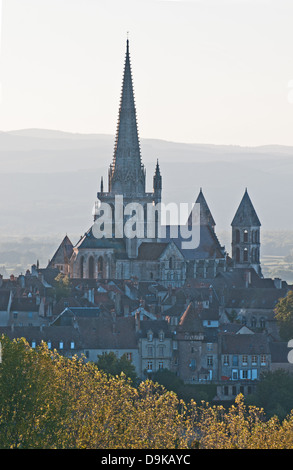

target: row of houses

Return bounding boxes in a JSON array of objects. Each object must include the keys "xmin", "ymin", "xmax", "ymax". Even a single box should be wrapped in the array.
[{"xmin": 0, "ymin": 265, "xmax": 292, "ymax": 401}]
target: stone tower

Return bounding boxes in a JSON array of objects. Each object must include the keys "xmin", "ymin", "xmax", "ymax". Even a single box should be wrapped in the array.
[
  {"xmin": 231, "ymin": 189, "xmax": 261, "ymax": 275},
  {"xmin": 94, "ymin": 39, "xmax": 162, "ymax": 257}
]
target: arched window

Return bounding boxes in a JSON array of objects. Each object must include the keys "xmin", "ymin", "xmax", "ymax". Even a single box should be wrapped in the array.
[
  {"xmin": 251, "ymin": 316, "xmax": 257, "ymax": 328},
  {"xmin": 88, "ymin": 256, "xmax": 94, "ymax": 279},
  {"xmin": 244, "ymin": 229, "xmax": 248, "ymax": 243},
  {"xmin": 243, "ymin": 248, "xmax": 248, "ymax": 262},
  {"xmin": 169, "ymin": 257, "xmax": 174, "ymax": 269},
  {"xmin": 236, "ymin": 247, "xmax": 240, "ymax": 263},
  {"xmin": 260, "ymin": 317, "xmax": 266, "ymax": 329},
  {"xmin": 80, "ymin": 256, "xmax": 84, "ymax": 279},
  {"xmin": 235, "ymin": 229, "xmax": 240, "ymax": 243},
  {"xmin": 98, "ymin": 256, "xmax": 104, "ymax": 279}
]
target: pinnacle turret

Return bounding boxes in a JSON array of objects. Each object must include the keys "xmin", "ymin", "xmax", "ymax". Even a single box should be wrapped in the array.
[{"xmin": 109, "ymin": 39, "xmax": 145, "ymax": 196}]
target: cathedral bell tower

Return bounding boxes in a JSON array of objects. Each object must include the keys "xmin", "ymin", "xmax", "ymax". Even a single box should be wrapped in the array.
[{"xmin": 231, "ymin": 189, "xmax": 261, "ymax": 276}]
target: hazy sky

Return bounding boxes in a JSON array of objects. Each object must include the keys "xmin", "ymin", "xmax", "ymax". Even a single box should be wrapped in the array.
[{"xmin": 1, "ymin": 0, "xmax": 293, "ymax": 146}]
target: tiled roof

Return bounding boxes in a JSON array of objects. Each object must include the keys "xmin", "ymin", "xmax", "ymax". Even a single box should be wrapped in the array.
[{"xmin": 178, "ymin": 303, "xmax": 204, "ymax": 333}]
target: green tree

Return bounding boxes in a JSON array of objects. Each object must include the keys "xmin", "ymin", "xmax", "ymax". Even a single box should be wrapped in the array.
[
  {"xmin": 246, "ymin": 370, "xmax": 293, "ymax": 420},
  {"xmin": 96, "ymin": 352, "xmax": 138, "ymax": 385},
  {"xmin": 153, "ymin": 368, "xmax": 183, "ymax": 393},
  {"xmin": 0, "ymin": 335, "xmax": 71, "ymax": 448},
  {"xmin": 274, "ymin": 290, "xmax": 293, "ymax": 341},
  {"xmin": 53, "ymin": 273, "xmax": 71, "ymax": 301}
]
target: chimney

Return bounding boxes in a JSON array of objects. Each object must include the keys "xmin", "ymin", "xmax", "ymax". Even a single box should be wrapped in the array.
[
  {"xmin": 111, "ymin": 309, "xmax": 116, "ymax": 334},
  {"xmin": 274, "ymin": 278, "xmax": 282, "ymax": 289},
  {"xmin": 18, "ymin": 274, "xmax": 25, "ymax": 289},
  {"xmin": 135, "ymin": 310, "xmax": 141, "ymax": 333}
]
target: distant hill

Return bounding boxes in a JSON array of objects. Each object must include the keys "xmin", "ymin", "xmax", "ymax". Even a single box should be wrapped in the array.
[{"xmin": 0, "ymin": 129, "xmax": 292, "ymax": 240}]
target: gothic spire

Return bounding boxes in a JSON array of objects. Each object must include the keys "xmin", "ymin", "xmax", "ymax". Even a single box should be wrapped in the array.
[
  {"xmin": 188, "ymin": 188, "xmax": 216, "ymax": 229},
  {"xmin": 231, "ymin": 189, "xmax": 261, "ymax": 227},
  {"xmin": 109, "ymin": 39, "xmax": 145, "ymax": 196},
  {"xmin": 153, "ymin": 158, "xmax": 162, "ymax": 203}
]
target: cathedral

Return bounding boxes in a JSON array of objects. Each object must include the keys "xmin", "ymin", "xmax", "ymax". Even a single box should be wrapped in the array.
[{"xmin": 48, "ymin": 40, "xmax": 262, "ymax": 286}]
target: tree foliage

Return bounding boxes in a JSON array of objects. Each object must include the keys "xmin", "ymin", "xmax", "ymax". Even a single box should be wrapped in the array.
[
  {"xmin": 96, "ymin": 351, "xmax": 138, "ymax": 386},
  {"xmin": 1, "ymin": 334, "xmax": 293, "ymax": 449},
  {"xmin": 274, "ymin": 290, "xmax": 293, "ymax": 341},
  {"xmin": 53, "ymin": 273, "xmax": 71, "ymax": 301},
  {"xmin": 246, "ymin": 370, "xmax": 293, "ymax": 421}
]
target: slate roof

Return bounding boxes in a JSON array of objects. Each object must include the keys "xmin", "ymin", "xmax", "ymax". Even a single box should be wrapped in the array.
[
  {"xmin": 220, "ymin": 332, "xmax": 269, "ymax": 355},
  {"xmin": 139, "ymin": 319, "xmax": 172, "ymax": 338},
  {"xmin": 0, "ymin": 326, "xmax": 82, "ymax": 351},
  {"xmin": 137, "ymin": 242, "xmax": 169, "ymax": 261},
  {"xmin": 188, "ymin": 188, "xmax": 216, "ymax": 228},
  {"xmin": 48, "ymin": 235, "xmax": 73, "ymax": 266},
  {"xmin": 52, "ymin": 306, "xmax": 102, "ymax": 326},
  {"xmin": 74, "ymin": 227, "xmax": 126, "ymax": 252},
  {"xmin": 269, "ymin": 342, "xmax": 290, "ymax": 363},
  {"xmin": 214, "ymin": 268, "xmax": 281, "ymax": 289},
  {"xmin": 0, "ymin": 291, "xmax": 10, "ymax": 311},
  {"xmin": 0, "ymin": 315, "xmax": 138, "ymax": 351},
  {"xmin": 77, "ymin": 316, "xmax": 138, "ymax": 349},
  {"xmin": 163, "ymin": 224, "xmax": 225, "ymax": 261},
  {"xmin": 225, "ymin": 288, "xmax": 287, "ymax": 310},
  {"xmin": 231, "ymin": 189, "xmax": 261, "ymax": 227}
]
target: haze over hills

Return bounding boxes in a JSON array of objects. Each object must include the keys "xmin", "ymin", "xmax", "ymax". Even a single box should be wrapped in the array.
[
  {"xmin": 0, "ymin": 128, "xmax": 292, "ymax": 234},
  {"xmin": 0, "ymin": 128, "xmax": 292, "ymax": 280}
]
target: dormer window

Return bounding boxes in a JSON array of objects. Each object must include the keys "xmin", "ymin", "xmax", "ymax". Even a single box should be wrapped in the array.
[
  {"xmin": 147, "ymin": 331, "xmax": 153, "ymax": 342},
  {"xmin": 159, "ymin": 331, "xmax": 164, "ymax": 341}
]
